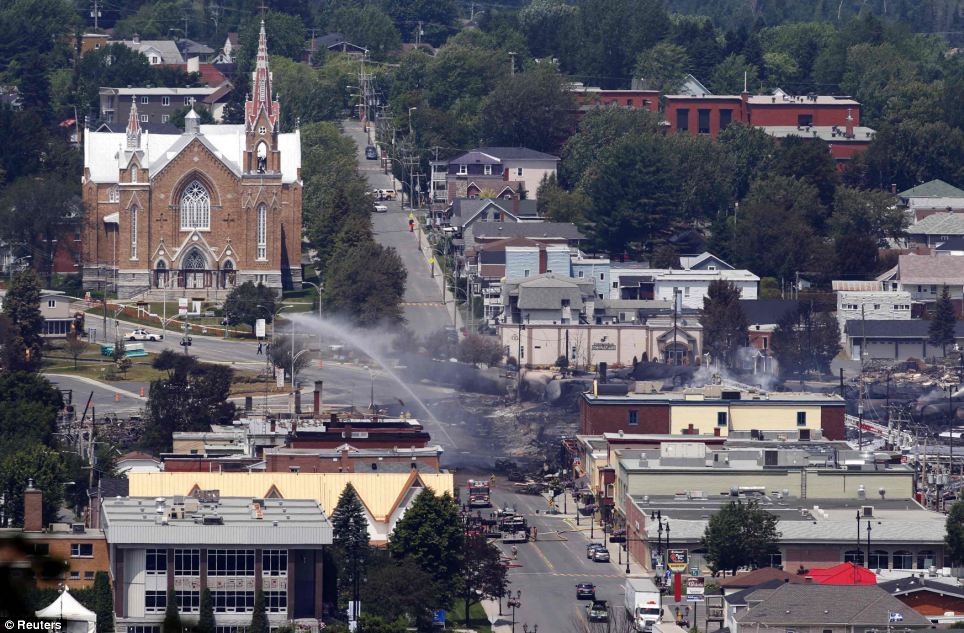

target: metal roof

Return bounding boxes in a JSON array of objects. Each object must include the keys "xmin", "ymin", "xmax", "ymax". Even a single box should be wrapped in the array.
[
  {"xmin": 843, "ymin": 319, "xmax": 964, "ymax": 338},
  {"xmin": 101, "ymin": 496, "xmax": 332, "ymax": 546},
  {"xmin": 471, "ymin": 222, "xmax": 585, "ymax": 241},
  {"xmin": 127, "ymin": 471, "xmax": 454, "ymax": 521}
]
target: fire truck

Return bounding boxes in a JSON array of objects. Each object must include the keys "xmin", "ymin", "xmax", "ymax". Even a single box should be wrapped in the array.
[{"xmin": 467, "ymin": 479, "xmax": 492, "ymax": 508}]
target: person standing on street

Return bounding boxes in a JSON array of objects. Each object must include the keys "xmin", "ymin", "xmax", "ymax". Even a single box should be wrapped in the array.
[{"xmin": 257, "ymin": 342, "xmax": 263, "ymax": 355}]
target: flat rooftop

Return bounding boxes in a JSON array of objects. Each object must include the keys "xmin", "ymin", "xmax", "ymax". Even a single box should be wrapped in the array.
[
  {"xmin": 101, "ymin": 496, "xmax": 332, "ymax": 546},
  {"xmin": 584, "ymin": 387, "xmax": 845, "ymax": 405}
]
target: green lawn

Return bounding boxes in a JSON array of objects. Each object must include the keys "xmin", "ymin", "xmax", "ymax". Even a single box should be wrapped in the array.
[
  {"xmin": 43, "ymin": 340, "xmax": 164, "ymax": 383},
  {"xmin": 447, "ymin": 601, "xmax": 492, "ymax": 633}
]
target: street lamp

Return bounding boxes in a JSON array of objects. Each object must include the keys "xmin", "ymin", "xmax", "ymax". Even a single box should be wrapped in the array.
[
  {"xmin": 408, "ymin": 106, "xmax": 417, "ymax": 136},
  {"xmin": 506, "ymin": 590, "xmax": 521, "ymax": 633},
  {"xmin": 302, "ymin": 281, "xmax": 322, "ymax": 317}
]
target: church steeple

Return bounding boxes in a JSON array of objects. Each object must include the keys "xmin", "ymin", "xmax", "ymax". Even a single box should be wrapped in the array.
[
  {"xmin": 126, "ymin": 95, "xmax": 141, "ymax": 149},
  {"xmin": 245, "ymin": 20, "xmax": 279, "ymax": 132}
]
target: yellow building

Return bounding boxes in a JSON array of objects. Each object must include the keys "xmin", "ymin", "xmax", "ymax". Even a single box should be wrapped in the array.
[{"xmin": 127, "ymin": 471, "xmax": 455, "ymax": 544}]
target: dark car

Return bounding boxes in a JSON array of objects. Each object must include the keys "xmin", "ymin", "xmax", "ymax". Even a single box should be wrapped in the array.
[
  {"xmin": 586, "ymin": 600, "xmax": 609, "ymax": 622},
  {"xmin": 576, "ymin": 583, "xmax": 596, "ymax": 600},
  {"xmin": 365, "ymin": 145, "xmax": 377, "ymax": 160}
]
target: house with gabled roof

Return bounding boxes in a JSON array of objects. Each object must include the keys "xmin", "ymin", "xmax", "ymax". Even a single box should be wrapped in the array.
[
  {"xmin": 444, "ymin": 147, "xmax": 559, "ymax": 203},
  {"xmin": 898, "ymin": 179, "xmax": 964, "ymax": 219},
  {"xmin": 879, "ymin": 576, "xmax": 964, "ymax": 624}
]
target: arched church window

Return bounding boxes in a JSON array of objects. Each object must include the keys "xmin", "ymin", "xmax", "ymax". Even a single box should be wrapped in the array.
[
  {"xmin": 223, "ymin": 260, "xmax": 234, "ymax": 270},
  {"xmin": 108, "ymin": 186, "xmax": 119, "ymax": 203},
  {"xmin": 180, "ymin": 181, "xmax": 211, "ymax": 230},
  {"xmin": 130, "ymin": 166, "xmax": 138, "ymax": 184},
  {"xmin": 130, "ymin": 207, "xmax": 138, "ymax": 259},
  {"xmin": 183, "ymin": 249, "xmax": 206, "ymax": 270},
  {"xmin": 156, "ymin": 260, "xmax": 167, "ymax": 270}
]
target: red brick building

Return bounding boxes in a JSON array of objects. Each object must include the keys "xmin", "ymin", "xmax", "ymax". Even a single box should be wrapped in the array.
[
  {"xmin": 264, "ymin": 445, "xmax": 443, "ymax": 473},
  {"xmin": 569, "ymin": 83, "xmax": 660, "ymax": 118},
  {"xmin": 81, "ymin": 21, "xmax": 302, "ymax": 299},
  {"xmin": 286, "ymin": 417, "xmax": 433, "ymax": 450},
  {"xmin": 663, "ymin": 90, "xmax": 873, "ymax": 164}
]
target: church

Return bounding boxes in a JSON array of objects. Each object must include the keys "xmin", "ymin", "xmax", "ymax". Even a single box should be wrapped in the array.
[{"xmin": 81, "ymin": 22, "xmax": 302, "ymax": 299}]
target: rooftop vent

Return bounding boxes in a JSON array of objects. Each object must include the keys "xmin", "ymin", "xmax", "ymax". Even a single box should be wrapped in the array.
[
  {"xmin": 861, "ymin": 505, "xmax": 874, "ymax": 518},
  {"xmin": 202, "ymin": 514, "xmax": 224, "ymax": 525}
]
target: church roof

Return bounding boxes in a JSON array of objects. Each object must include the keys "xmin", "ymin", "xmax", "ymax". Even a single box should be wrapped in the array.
[{"xmin": 84, "ymin": 125, "xmax": 301, "ymax": 184}]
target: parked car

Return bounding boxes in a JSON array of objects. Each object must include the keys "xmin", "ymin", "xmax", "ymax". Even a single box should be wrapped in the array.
[
  {"xmin": 382, "ymin": 189, "xmax": 397, "ymax": 200},
  {"xmin": 365, "ymin": 145, "xmax": 378, "ymax": 160},
  {"xmin": 586, "ymin": 543, "xmax": 606, "ymax": 559},
  {"xmin": 576, "ymin": 583, "xmax": 596, "ymax": 600},
  {"xmin": 373, "ymin": 203, "xmax": 388, "ymax": 213},
  {"xmin": 125, "ymin": 328, "xmax": 163, "ymax": 341},
  {"xmin": 586, "ymin": 600, "xmax": 609, "ymax": 623},
  {"xmin": 592, "ymin": 548, "xmax": 610, "ymax": 563}
]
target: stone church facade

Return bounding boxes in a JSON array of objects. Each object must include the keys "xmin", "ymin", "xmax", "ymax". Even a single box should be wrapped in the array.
[{"xmin": 81, "ymin": 23, "xmax": 302, "ymax": 299}]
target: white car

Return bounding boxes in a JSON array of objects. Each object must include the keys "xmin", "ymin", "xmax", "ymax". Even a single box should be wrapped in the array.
[
  {"xmin": 373, "ymin": 204, "xmax": 388, "ymax": 213},
  {"xmin": 125, "ymin": 328, "xmax": 163, "ymax": 341}
]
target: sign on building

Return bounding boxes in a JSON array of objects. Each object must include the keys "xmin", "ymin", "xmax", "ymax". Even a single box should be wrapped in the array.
[{"xmin": 667, "ymin": 549, "xmax": 688, "ymax": 572}]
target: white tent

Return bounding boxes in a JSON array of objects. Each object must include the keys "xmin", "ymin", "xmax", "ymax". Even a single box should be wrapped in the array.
[{"xmin": 35, "ymin": 588, "xmax": 97, "ymax": 633}]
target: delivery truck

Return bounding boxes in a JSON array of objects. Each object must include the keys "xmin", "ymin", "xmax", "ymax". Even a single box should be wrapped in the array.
[{"xmin": 624, "ymin": 577, "xmax": 662, "ymax": 632}]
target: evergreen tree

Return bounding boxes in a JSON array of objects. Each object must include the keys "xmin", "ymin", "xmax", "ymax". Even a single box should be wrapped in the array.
[
  {"xmin": 161, "ymin": 589, "xmax": 181, "ymax": 633},
  {"xmin": 2, "ymin": 270, "xmax": 45, "ymax": 371},
  {"xmin": 699, "ymin": 280, "xmax": 749, "ymax": 368},
  {"xmin": 196, "ymin": 588, "xmax": 215, "ymax": 633},
  {"xmin": 929, "ymin": 285, "xmax": 957, "ymax": 356},
  {"xmin": 388, "ymin": 489, "xmax": 464, "ymax": 607},
  {"xmin": 249, "ymin": 589, "xmax": 268, "ymax": 633},
  {"xmin": 330, "ymin": 483, "xmax": 371, "ymax": 608},
  {"xmin": 92, "ymin": 572, "xmax": 113, "ymax": 633}
]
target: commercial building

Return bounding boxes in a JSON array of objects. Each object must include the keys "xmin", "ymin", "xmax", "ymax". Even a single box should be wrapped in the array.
[
  {"xmin": 126, "ymin": 471, "xmax": 455, "ymax": 543},
  {"xmin": 263, "ymin": 444, "xmax": 444, "ymax": 474},
  {"xmin": 835, "ymin": 289, "xmax": 913, "ymax": 343},
  {"xmin": 101, "ymin": 495, "xmax": 332, "ymax": 632},
  {"xmin": 99, "ymin": 87, "xmax": 229, "ymax": 125},
  {"xmin": 580, "ymin": 384, "xmax": 846, "ymax": 439},
  {"xmin": 0, "ymin": 483, "xmax": 108, "ymax": 590},
  {"xmin": 844, "ymin": 319, "xmax": 964, "ymax": 361},
  {"xmin": 568, "ymin": 82, "xmax": 660, "ymax": 117}
]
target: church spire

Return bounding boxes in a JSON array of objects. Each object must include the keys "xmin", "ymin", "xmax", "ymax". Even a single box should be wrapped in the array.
[
  {"xmin": 126, "ymin": 95, "xmax": 141, "ymax": 149},
  {"xmin": 245, "ymin": 19, "xmax": 278, "ymax": 131}
]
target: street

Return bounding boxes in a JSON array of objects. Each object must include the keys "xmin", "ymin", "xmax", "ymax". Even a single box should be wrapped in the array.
[
  {"xmin": 342, "ymin": 119, "xmax": 455, "ymax": 337},
  {"xmin": 486, "ymin": 484, "xmax": 632, "ymax": 633}
]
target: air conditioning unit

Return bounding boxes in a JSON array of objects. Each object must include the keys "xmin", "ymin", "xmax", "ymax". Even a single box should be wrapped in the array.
[{"xmin": 861, "ymin": 505, "xmax": 874, "ymax": 517}]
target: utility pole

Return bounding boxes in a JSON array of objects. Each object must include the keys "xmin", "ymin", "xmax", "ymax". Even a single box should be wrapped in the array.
[
  {"xmin": 508, "ymin": 51, "xmax": 517, "ymax": 75},
  {"xmin": 415, "ymin": 21, "xmax": 423, "ymax": 48},
  {"xmin": 90, "ymin": 0, "xmax": 100, "ymax": 29}
]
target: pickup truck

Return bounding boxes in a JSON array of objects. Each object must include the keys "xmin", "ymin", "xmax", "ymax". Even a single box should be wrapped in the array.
[{"xmin": 125, "ymin": 328, "xmax": 163, "ymax": 341}]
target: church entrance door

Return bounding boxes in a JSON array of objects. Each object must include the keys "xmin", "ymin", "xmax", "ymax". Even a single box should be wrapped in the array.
[{"xmin": 182, "ymin": 249, "xmax": 209, "ymax": 289}]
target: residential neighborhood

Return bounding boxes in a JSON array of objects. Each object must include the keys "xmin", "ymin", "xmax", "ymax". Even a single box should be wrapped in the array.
[{"xmin": 1, "ymin": 1, "xmax": 964, "ymax": 633}]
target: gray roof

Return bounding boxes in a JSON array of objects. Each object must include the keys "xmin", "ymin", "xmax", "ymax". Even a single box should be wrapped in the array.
[
  {"xmin": 450, "ymin": 147, "xmax": 560, "ymax": 164},
  {"xmin": 897, "ymin": 253, "xmax": 964, "ymax": 284},
  {"xmin": 736, "ymin": 584, "xmax": 932, "ymax": 628},
  {"xmin": 177, "ymin": 38, "xmax": 215, "ymax": 55},
  {"xmin": 878, "ymin": 576, "xmax": 964, "ymax": 599},
  {"xmin": 114, "ymin": 39, "xmax": 185, "ymax": 65},
  {"xmin": 906, "ymin": 212, "xmax": 964, "ymax": 236},
  {"xmin": 102, "ymin": 496, "xmax": 332, "ymax": 546},
  {"xmin": 451, "ymin": 198, "xmax": 539, "ymax": 226},
  {"xmin": 472, "ymin": 222, "xmax": 585, "ymax": 241},
  {"xmin": 513, "ymin": 274, "xmax": 593, "ymax": 310},
  {"xmin": 844, "ymin": 319, "xmax": 964, "ymax": 339},
  {"xmin": 899, "ymin": 179, "xmax": 964, "ymax": 199}
]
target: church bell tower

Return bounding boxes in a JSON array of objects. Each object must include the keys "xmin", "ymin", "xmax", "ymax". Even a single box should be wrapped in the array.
[{"xmin": 244, "ymin": 20, "xmax": 281, "ymax": 175}]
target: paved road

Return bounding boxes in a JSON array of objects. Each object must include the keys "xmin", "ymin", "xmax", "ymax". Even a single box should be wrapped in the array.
[
  {"xmin": 341, "ymin": 120, "xmax": 454, "ymax": 337},
  {"xmin": 45, "ymin": 373, "xmax": 147, "ymax": 415},
  {"xmin": 487, "ymin": 485, "xmax": 633, "ymax": 633}
]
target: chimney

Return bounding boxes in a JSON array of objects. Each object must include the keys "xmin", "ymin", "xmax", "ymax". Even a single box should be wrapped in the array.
[
  {"xmin": 270, "ymin": 419, "xmax": 276, "ymax": 433},
  {"xmin": 339, "ymin": 447, "xmax": 351, "ymax": 472},
  {"xmin": 314, "ymin": 381, "xmax": 323, "ymax": 415},
  {"xmin": 294, "ymin": 390, "xmax": 302, "ymax": 414},
  {"xmin": 187, "ymin": 56, "xmax": 200, "ymax": 74},
  {"xmin": 845, "ymin": 108, "xmax": 854, "ymax": 139},
  {"xmin": 24, "ymin": 479, "xmax": 43, "ymax": 532}
]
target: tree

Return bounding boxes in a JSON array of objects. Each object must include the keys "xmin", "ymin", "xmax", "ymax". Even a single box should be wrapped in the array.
[
  {"xmin": 327, "ymin": 5, "xmax": 401, "ymax": 59},
  {"xmin": 110, "ymin": 338, "xmax": 127, "ymax": 365},
  {"xmin": 536, "ymin": 175, "xmax": 590, "ymax": 224},
  {"xmin": 361, "ymin": 553, "xmax": 436, "ymax": 627},
  {"xmin": 702, "ymin": 500, "xmax": 780, "ymax": 576},
  {"xmin": 633, "ymin": 42, "xmax": 690, "ymax": 92},
  {"xmin": 92, "ymin": 572, "xmax": 113, "ymax": 633},
  {"xmin": 196, "ymin": 588, "xmax": 215, "ymax": 633},
  {"xmin": 651, "ymin": 245, "xmax": 680, "ymax": 269},
  {"xmin": 331, "ymin": 484, "xmax": 371, "ymax": 609},
  {"xmin": 929, "ymin": 286, "xmax": 957, "ymax": 356},
  {"xmin": 560, "ymin": 108, "xmax": 662, "ymax": 188},
  {"xmin": 223, "ymin": 282, "xmax": 276, "ymax": 331},
  {"xmin": 0, "ymin": 445, "xmax": 67, "ymax": 527},
  {"xmin": 0, "ymin": 372, "xmax": 61, "ymax": 463},
  {"xmin": 459, "ymin": 535, "xmax": 509, "ymax": 626},
  {"xmin": 709, "ymin": 53, "xmax": 760, "ymax": 95},
  {"xmin": 140, "ymin": 352, "xmax": 236, "ymax": 454},
  {"xmin": 480, "ymin": 65, "xmax": 576, "ymax": 153},
  {"xmin": 270, "ymin": 334, "xmax": 312, "ymax": 381},
  {"xmin": 0, "ymin": 176, "xmax": 82, "ymax": 287},
  {"xmin": 321, "ymin": 242, "xmax": 406, "ymax": 326},
  {"xmin": 700, "ymin": 280, "xmax": 749, "ymax": 368},
  {"xmin": 388, "ymin": 489, "xmax": 464, "ymax": 607},
  {"xmin": 771, "ymin": 307, "xmax": 840, "ymax": 378},
  {"xmin": 2, "ymin": 270, "xmax": 45, "ymax": 371},
  {"xmin": 249, "ymin": 589, "xmax": 267, "ymax": 633},
  {"xmin": 64, "ymin": 332, "xmax": 87, "ymax": 369},
  {"xmin": 161, "ymin": 589, "xmax": 181, "ymax": 633},
  {"xmin": 946, "ymin": 500, "xmax": 964, "ymax": 565},
  {"xmin": 457, "ymin": 335, "xmax": 504, "ymax": 367},
  {"xmin": 772, "ymin": 136, "xmax": 839, "ymax": 210}
]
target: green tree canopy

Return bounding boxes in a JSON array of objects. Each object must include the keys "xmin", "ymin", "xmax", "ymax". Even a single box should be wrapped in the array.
[
  {"xmin": 702, "ymin": 499, "xmax": 780, "ymax": 575},
  {"xmin": 2, "ymin": 270, "xmax": 45, "ymax": 371},
  {"xmin": 361, "ymin": 552, "xmax": 436, "ymax": 627},
  {"xmin": 388, "ymin": 488, "xmax": 464, "ymax": 607},
  {"xmin": 771, "ymin": 307, "xmax": 841, "ymax": 378},
  {"xmin": 480, "ymin": 65, "xmax": 576, "ymax": 153},
  {"xmin": 321, "ymin": 242, "xmax": 406, "ymax": 327},
  {"xmin": 0, "ymin": 445, "xmax": 67, "ymax": 527},
  {"xmin": 92, "ymin": 572, "xmax": 114, "ymax": 633},
  {"xmin": 196, "ymin": 588, "xmax": 215, "ymax": 633},
  {"xmin": 699, "ymin": 280, "xmax": 749, "ymax": 368},
  {"xmin": 223, "ymin": 282, "xmax": 277, "ymax": 331},
  {"xmin": 459, "ymin": 535, "xmax": 509, "ymax": 626},
  {"xmin": 327, "ymin": 5, "xmax": 401, "ymax": 59},
  {"xmin": 633, "ymin": 42, "xmax": 691, "ymax": 92},
  {"xmin": 928, "ymin": 286, "xmax": 957, "ymax": 356},
  {"xmin": 946, "ymin": 500, "xmax": 964, "ymax": 565}
]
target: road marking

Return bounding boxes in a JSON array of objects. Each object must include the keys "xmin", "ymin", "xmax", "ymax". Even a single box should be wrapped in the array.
[
  {"xmin": 508, "ymin": 572, "xmax": 623, "ymax": 578},
  {"xmin": 400, "ymin": 301, "xmax": 445, "ymax": 307},
  {"xmin": 531, "ymin": 541, "xmax": 556, "ymax": 572}
]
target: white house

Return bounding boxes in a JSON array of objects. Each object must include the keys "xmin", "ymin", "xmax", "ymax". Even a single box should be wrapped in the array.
[
  {"xmin": 835, "ymin": 289, "xmax": 912, "ymax": 343},
  {"xmin": 652, "ymin": 269, "xmax": 759, "ymax": 310}
]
